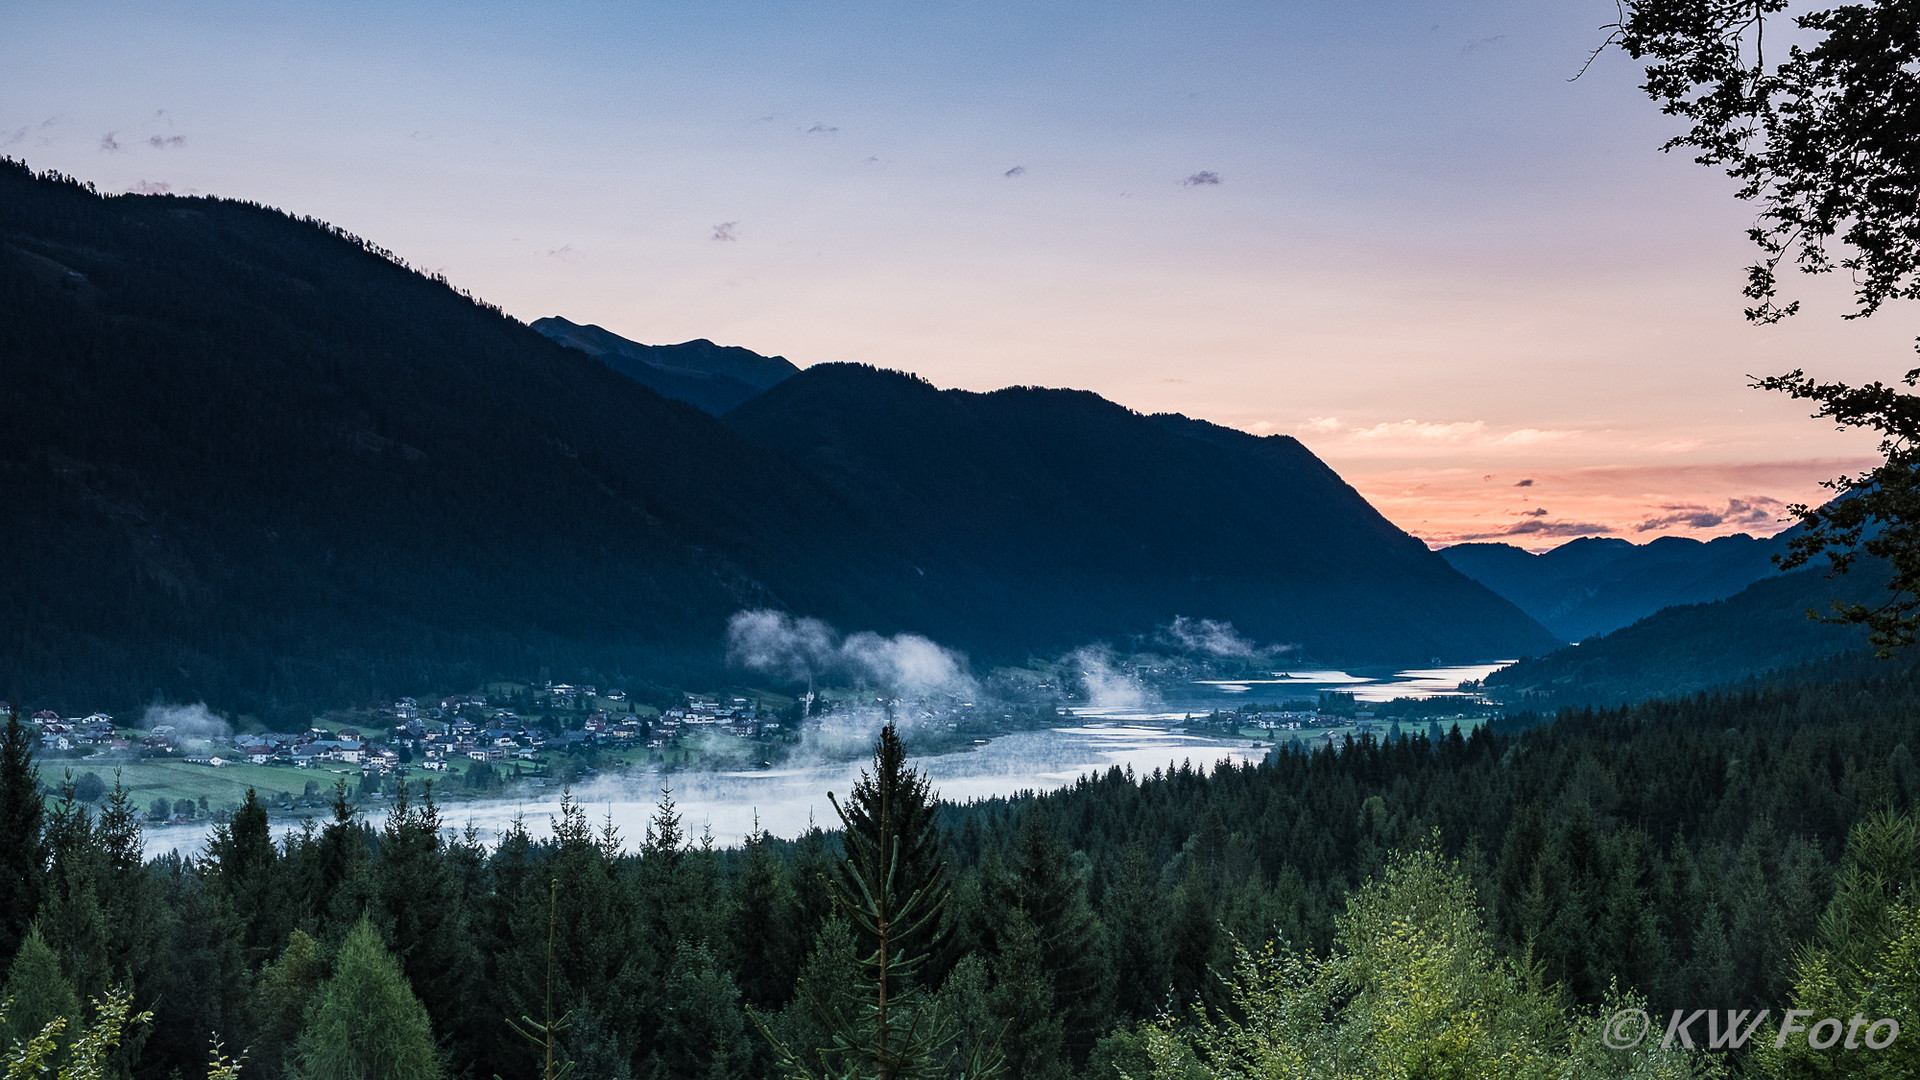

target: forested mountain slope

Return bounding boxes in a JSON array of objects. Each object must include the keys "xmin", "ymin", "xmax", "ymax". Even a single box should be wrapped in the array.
[
  {"xmin": 0, "ymin": 163, "xmax": 921, "ymax": 718},
  {"xmin": 0, "ymin": 160, "xmax": 1553, "ymax": 717},
  {"xmin": 531, "ymin": 315, "xmax": 797, "ymax": 415},
  {"xmin": 1479, "ymin": 560, "xmax": 1884, "ymax": 707},
  {"xmin": 726, "ymin": 365, "xmax": 1559, "ymax": 664}
]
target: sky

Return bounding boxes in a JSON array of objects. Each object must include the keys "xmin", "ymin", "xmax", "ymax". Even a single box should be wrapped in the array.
[{"xmin": 6, "ymin": 0, "xmax": 1913, "ymax": 550}]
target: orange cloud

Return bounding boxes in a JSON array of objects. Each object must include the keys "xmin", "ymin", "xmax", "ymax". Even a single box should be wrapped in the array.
[{"xmin": 1343, "ymin": 457, "xmax": 1875, "ymax": 551}]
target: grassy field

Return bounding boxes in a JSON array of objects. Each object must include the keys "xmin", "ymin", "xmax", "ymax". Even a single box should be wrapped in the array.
[
  {"xmin": 46, "ymin": 757, "xmax": 357, "ymax": 811},
  {"xmin": 1235, "ymin": 715, "xmax": 1489, "ymax": 748}
]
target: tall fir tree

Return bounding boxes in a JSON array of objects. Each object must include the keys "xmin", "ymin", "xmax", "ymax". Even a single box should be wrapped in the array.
[
  {"xmin": 38, "ymin": 773, "xmax": 109, "ymax": 1001},
  {"xmin": 832, "ymin": 723, "xmax": 947, "ymax": 982},
  {"xmin": 763, "ymin": 724, "xmax": 989, "ymax": 1080},
  {"xmin": 1102, "ymin": 841, "xmax": 1170, "ymax": 1024},
  {"xmin": 374, "ymin": 782, "xmax": 475, "ymax": 1074},
  {"xmin": 207, "ymin": 787, "xmax": 281, "ymax": 964},
  {"xmin": 291, "ymin": 918, "xmax": 443, "ymax": 1080},
  {"xmin": 0, "ymin": 924, "xmax": 81, "ymax": 1063},
  {"xmin": 730, "ymin": 824, "xmax": 803, "ymax": 1010},
  {"xmin": 0, "ymin": 709, "xmax": 45, "ymax": 965},
  {"xmin": 250, "ymin": 929, "xmax": 324, "ymax": 1080}
]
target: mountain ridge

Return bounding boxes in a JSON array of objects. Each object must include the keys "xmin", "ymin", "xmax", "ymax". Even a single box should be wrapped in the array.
[
  {"xmin": 1440, "ymin": 531, "xmax": 1786, "ymax": 641},
  {"xmin": 0, "ymin": 160, "xmax": 1556, "ymax": 717},
  {"xmin": 531, "ymin": 316, "xmax": 797, "ymax": 415},
  {"xmin": 724, "ymin": 363, "xmax": 1560, "ymax": 664},
  {"xmin": 1479, "ymin": 560, "xmax": 1881, "ymax": 709}
]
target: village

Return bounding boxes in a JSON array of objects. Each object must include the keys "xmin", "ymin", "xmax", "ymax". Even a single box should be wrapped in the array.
[
  {"xmin": 4, "ymin": 661, "xmax": 1486, "ymax": 828},
  {"xmin": 0, "ymin": 684, "xmax": 802, "ymax": 823}
]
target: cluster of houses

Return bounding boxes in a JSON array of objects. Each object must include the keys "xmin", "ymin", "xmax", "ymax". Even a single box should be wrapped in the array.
[
  {"xmin": 1231, "ymin": 708, "xmax": 1358, "ymax": 731},
  {"xmin": 9, "ymin": 707, "xmax": 125, "ymax": 752},
  {"xmin": 7, "ymin": 682, "xmax": 796, "ymax": 784},
  {"xmin": 651, "ymin": 696, "xmax": 777, "ymax": 746}
]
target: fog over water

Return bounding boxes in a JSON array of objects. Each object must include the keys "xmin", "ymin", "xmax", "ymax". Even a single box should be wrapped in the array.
[{"xmin": 142, "ymin": 663, "xmax": 1499, "ymax": 856}]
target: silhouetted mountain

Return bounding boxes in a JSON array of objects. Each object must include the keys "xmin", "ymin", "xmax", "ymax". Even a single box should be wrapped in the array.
[
  {"xmin": 0, "ymin": 162, "xmax": 915, "ymax": 720},
  {"xmin": 532, "ymin": 316, "xmax": 797, "ymax": 415},
  {"xmin": 1478, "ymin": 561, "xmax": 1883, "ymax": 709},
  {"xmin": 0, "ymin": 160, "xmax": 1555, "ymax": 718},
  {"xmin": 725, "ymin": 365, "xmax": 1560, "ymax": 664},
  {"xmin": 1439, "ymin": 532, "xmax": 1785, "ymax": 640}
]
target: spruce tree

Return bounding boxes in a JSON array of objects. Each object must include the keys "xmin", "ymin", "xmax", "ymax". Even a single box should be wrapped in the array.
[
  {"xmin": 832, "ymin": 723, "xmax": 947, "ymax": 980},
  {"xmin": 986, "ymin": 911, "xmax": 1068, "ymax": 1080},
  {"xmin": 0, "ymin": 709, "xmax": 45, "ymax": 963},
  {"xmin": 291, "ymin": 918, "xmax": 444, "ymax": 1080},
  {"xmin": 38, "ymin": 775, "xmax": 109, "ymax": 1001},
  {"xmin": 0, "ymin": 925, "xmax": 80, "ymax": 1061},
  {"xmin": 375, "ymin": 782, "xmax": 472, "ymax": 1068},
  {"xmin": 208, "ymin": 787, "xmax": 280, "ymax": 962},
  {"xmin": 1004, "ymin": 817, "xmax": 1105, "ymax": 1064},
  {"xmin": 251, "ymin": 929, "xmax": 324, "ymax": 1080},
  {"xmin": 762, "ymin": 723, "xmax": 991, "ymax": 1079},
  {"xmin": 1103, "ymin": 841, "xmax": 1169, "ymax": 1024},
  {"xmin": 648, "ymin": 942, "xmax": 752, "ymax": 1080},
  {"xmin": 731, "ymin": 824, "xmax": 802, "ymax": 1010}
]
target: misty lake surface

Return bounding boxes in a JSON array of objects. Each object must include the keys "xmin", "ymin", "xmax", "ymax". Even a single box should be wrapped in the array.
[
  {"xmin": 1177, "ymin": 661, "xmax": 1508, "ymax": 707},
  {"xmin": 143, "ymin": 662, "xmax": 1499, "ymax": 855}
]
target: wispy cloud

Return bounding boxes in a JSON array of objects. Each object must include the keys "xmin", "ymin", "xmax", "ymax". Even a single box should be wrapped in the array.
[
  {"xmin": 2, "ymin": 127, "xmax": 24, "ymax": 147},
  {"xmin": 99, "ymin": 131, "xmax": 121, "ymax": 152},
  {"xmin": 1160, "ymin": 616, "xmax": 1291, "ymax": 660},
  {"xmin": 1349, "ymin": 419, "xmax": 1488, "ymax": 442},
  {"xmin": 1296, "ymin": 416, "xmax": 1343, "ymax": 435},
  {"xmin": 727, "ymin": 610, "xmax": 976, "ymax": 697},
  {"xmin": 1634, "ymin": 496, "xmax": 1785, "ymax": 532},
  {"xmin": 1328, "ymin": 418, "xmax": 1581, "ymax": 448},
  {"xmin": 1456, "ymin": 519, "xmax": 1616, "ymax": 541},
  {"xmin": 1351, "ymin": 420, "xmax": 1577, "ymax": 445},
  {"xmin": 133, "ymin": 180, "xmax": 171, "ymax": 194},
  {"xmin": 1179, "ymin": 170, "xmax": 1221, "ymax": 186},
  {"xmin": 147, "ymin": 134, "xmax": 186, "ymax": 149},
  {"xmin": 711, "ymin": 221, "xmax": 739, "ymax": 242},
  {"xmin": 804, "ymin": 122, "xmax": 839, "ymax": 135}
]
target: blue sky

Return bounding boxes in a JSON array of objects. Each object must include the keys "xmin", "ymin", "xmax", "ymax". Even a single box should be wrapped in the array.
[{"xmin": 6, "ymin": 0, "xmax": 1909, "ymax": 545}]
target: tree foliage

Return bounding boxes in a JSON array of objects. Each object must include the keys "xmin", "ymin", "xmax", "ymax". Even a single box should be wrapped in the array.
[
  {"xmin": 1615, "ymin": 0, "xmax": 1920, "ymax": 324},
  {"xmin": 1609, "ymin": 0, "xmax": 1920, "ymax": 650},
  {"xmin": 290, "ymin": 918, "xmax": 444, "ymax": 1080},
  {"xmin": 0, "ymin": 710, "xmax": 45, "ymax": 964},
  {"xmin": 1135, "ymin": 847, "xmax": 1719, "ymax": 1080}
]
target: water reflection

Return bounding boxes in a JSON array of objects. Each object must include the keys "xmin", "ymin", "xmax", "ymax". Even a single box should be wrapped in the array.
[{"xmin": 1185, "ymin": 662, "xmax": 1506, "ymax": 705}]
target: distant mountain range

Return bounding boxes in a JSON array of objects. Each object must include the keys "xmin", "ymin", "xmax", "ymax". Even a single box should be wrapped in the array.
[
  {"xmin": 530, "ymin": 316, "xmax": 797, "ymax": 415},
  {"xmin": 1479, "ymin": 560, "xmax": 1882, "ymax": 709},
  {"xmin": 1439, "ymin": 533, "xmax": 1785, "ymax": 641},
  {"xmin": 0, "ymin": 161, "xmax": 1555, "ymax": 717}
]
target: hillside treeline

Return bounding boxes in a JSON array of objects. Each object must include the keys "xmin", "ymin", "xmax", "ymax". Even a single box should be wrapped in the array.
[{"xmin": 2, "ymin": 652, "xmax": 1918, "ymax": 1078}]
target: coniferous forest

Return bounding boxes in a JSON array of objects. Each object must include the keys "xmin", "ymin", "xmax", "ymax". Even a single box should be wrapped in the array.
[{"xmin": 3, "ymin": 645, "xmax": 1918, "ymax": 1079}]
